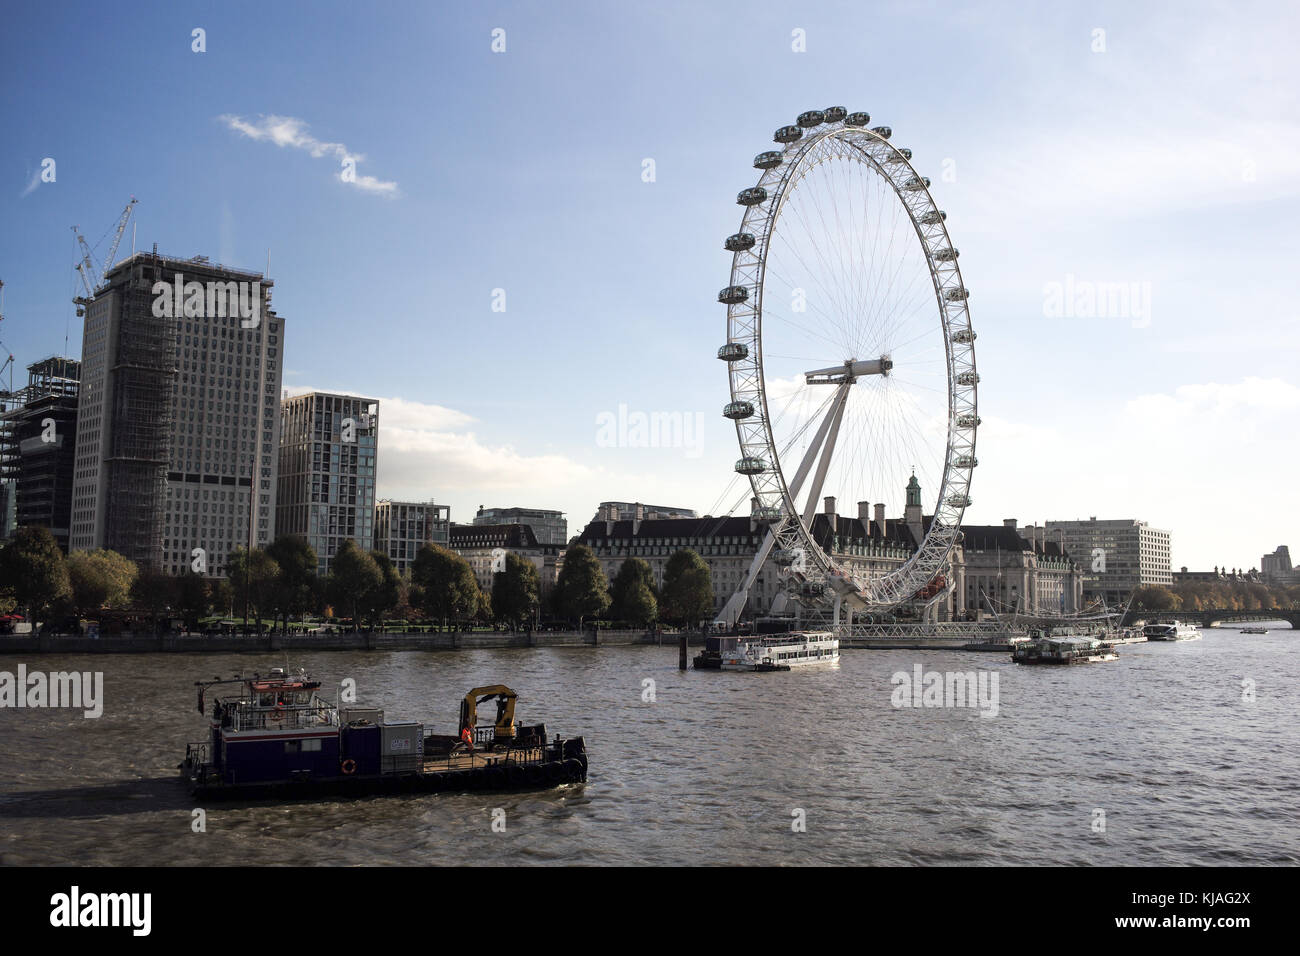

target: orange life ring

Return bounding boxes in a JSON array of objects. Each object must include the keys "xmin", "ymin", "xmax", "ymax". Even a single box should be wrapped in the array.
[
  {"xmin": 460, "ymin": 727, "xmax": 473, "ymax": 747},
  {"xmin": 341, "ymin": 758, "xmax": 357, "ymax": 775}
]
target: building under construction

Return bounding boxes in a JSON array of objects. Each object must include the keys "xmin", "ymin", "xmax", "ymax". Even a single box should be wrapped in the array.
[
  {"xmin": 70, "ymin": 250, "xmax": 284, "ymax": 574},
  {"xmin": 0, "ymin": 357, "xmax": 81, "ymax": 551}
]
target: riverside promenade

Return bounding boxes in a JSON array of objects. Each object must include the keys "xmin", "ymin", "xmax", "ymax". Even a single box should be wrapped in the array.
[{"xmin": 0, "ymin": 628, "xmax": 689, "ymax": 655}]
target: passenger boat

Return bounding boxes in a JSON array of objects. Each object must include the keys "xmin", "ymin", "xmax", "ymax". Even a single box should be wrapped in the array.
[
  {"xmin": 1240, "ymin": 626, "xmax": 1269, "ymax": 635},
  {"xmin": 694, "ymin": 630, "xmax": 839, "ymax": 671},
  {"xmin": 1142, "ymin": 620, "xmax": 1201, "ymax": 641},
  {"xmin": 180, "ymin": 668, "xmax": 587, "ymax": 800},
  {"xmin": 1011, "ymin": 633, "xmax": 1118, "ymax": 665}
]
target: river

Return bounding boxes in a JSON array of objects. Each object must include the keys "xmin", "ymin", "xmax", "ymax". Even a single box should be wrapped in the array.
[{"xmin": 1, "ymin": 625, "xmax": 1296, "ymax": 865}]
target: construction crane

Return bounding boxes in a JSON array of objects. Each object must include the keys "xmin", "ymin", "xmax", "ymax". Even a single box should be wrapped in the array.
[
  {"xmin": 72, "ymin": 197, "xmax": 137, "ymax": 316},
  {"xmin": 0, "ymin": 278, "xmax": 14, "ymax": 408}
]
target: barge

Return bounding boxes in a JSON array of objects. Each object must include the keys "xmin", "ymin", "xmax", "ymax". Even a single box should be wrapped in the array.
[
  {"xmin": 180, "ymin": 668, "xmax": 587, "ymax": 800},
  {"xmin": 1012, "ymin": 634, "xmax": 1119, "ymax": 665},
  {"xmin": 694, "ymin": 630, "xmax": 838, "ymax": 671}
]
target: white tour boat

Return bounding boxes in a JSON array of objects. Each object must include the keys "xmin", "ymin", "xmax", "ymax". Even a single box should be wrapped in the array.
[
  {"xmin": 695, "ymin": 631, "xmax": 839, "ymax": 672},
  {"xmin": 1142, "ymin": 620, "xmax": 1202, "ymax": 642}
]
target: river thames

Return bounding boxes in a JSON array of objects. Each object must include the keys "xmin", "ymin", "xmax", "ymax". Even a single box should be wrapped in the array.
[{"xmin": 1, "ymin": 625, "xmax": 1296, "ymax": 866}]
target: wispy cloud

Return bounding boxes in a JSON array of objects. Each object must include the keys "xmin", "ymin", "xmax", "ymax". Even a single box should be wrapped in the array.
[
  {"xmin": 218, "ymin": 114, "xmax": 399, "ymax": 197},
  {"xmin": 19, "ymin": 167, "xmax": 40, "ymax": 198}
]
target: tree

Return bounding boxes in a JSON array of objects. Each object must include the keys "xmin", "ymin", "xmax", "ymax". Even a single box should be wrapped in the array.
[
  {"xmin": 0, "ymin": 526, "xmax": 71, "ymax": 627},
  {"xmin": 326, "ymin": 540, "xmax": 382, "ymax": 630},
  {"xmin": 266, "ymin": 534, "xmax": 319, "ymax": 631},
  {"xmin": 410, "ymin": 544, "xmax": 481, "ymax": 626},
  {"xmin": 66, "ymin": 549, "xmax": 138, "ymax": 615},
  {"xmin": 611, "ymin": 557, "xmax": 658, "ymax": 627},
  {"xmin": 492, "ymin": 552, "xmax": 540, "ymax": 629},
  {"xmin": 364, "ymin": 550, "xmax": 403, "ymax": 627},
  {"xmin": 554, "ymin": 543, "xmax": 611, "ymax": 627},
  {"xmin": 228, "ymin": 547, "xmax": 280, "ymax": 629},
  {"xmin": 660, "ymin": 549, "xmax": 713, "ymax": 628},
  {"xmin": 131, "ymin": 570, "xmax": 176, "ymax": 634},
  {"xmin": 1133, "ymin": 584, "xmax": 1179, "ymax": 611},
  {"xmin": 173, "ymin": 572, "xmax": 210, "ymax": 631}
]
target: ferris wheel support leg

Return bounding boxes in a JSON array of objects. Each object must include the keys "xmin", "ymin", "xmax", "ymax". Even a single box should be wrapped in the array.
[{"xmin": 800, "ymin": 382, "xmax": 851, "ymax": 524}]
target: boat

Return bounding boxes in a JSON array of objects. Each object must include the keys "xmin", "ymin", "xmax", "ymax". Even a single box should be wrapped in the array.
[
  {"xmin": 180, "ymin": 668, "xmax": 587, "ymax": 800},
  {"xmin": 1012, "ymin": 633, "xmax": 1119, "ymax": 665},
  {"xmin": 694, "ymin": 630, "xmax": 839, "ymax": 671},
  {"xmin": 1142, "ymin": 620, "xmax": 1201, "ymax": 641},
  {"xmin": 1240, "ymin": 626, "xmax": 1269, "ymax": 635}
]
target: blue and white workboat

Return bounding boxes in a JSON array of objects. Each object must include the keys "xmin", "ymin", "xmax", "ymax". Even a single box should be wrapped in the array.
[{"xmin": 180, "ymin": 667, "xmax": 588, "ymax": 799}]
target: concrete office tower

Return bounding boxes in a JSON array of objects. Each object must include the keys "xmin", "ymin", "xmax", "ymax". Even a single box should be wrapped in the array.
[
  {"xmin": 471, "ymin": 506, "xmax": 568, "ymax": 545},
  {"xmin": 375, "ymin": 499, "xmax": 450, "ymax": 575},
  {"xmin": 277, "ymin": 392, "xmax": 379, "ymax": 576},
  {"xmin": 0, "ymin": 357, "xmax": 80, "ymax": 551},
  {"xmin": 1043, "ymin": 517, "xmax": 1171, "ymax": 606},
  {"xmin": 70, "ymin": 252, "xmax": 283, "ymax": 573}
]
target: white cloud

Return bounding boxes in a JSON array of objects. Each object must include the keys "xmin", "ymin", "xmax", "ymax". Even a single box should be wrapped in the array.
[
  {"xmin": 218, "ymin": 114, "xmax": 399, "ymax": 197},
  {"xmin": 19, "ymin": 167, "xmax": 40, "ymax": 198}
]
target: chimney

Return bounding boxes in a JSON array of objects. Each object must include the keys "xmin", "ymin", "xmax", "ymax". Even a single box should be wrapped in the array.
[
  {"xmin": 823, "ymin": 496, "xmax": 836, "ymax": 514},
  {"xmin": 1003, "ymin": 518, "xmax": 1017, "ymax": 530},
  {"xmin": 752, "ymin": 497, "xmax": 760, "ymax": 513},
  {"xmin": 858, "ymin": 501, "xmax": 870, "ymax": 520},
  {"xmin": 874, "ymin": 503, "xmax": 886, "ymax": 536}
]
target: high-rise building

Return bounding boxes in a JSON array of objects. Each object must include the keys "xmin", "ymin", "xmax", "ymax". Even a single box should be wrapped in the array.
[
  {"xmin": 1043, "ymin": 518, "xmax": 1171, "ymax": 606},
  {"xmin": 70, "ymin": 252, "xmax": 283, "ymax": 573},
  {"xmin": 375, "ymin": 499, "xmax": 450, "ymax": 575},
  {"xmin": 470, "ymin": 506, "xmax": 567, "ymax": 545},
  {"xmin": 0, "ymin": 357, "xmax": 80, "ymax": 552},
  {"xmin": 1261, "ymin": 546, "xmax": 1296, "ymax": 586},
  {"xmin": 277, "ymin": 392, "xmax": 378, "ymax": 576}
]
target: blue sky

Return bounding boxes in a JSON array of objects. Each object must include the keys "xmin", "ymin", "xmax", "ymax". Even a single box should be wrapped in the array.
[{"xmin": 2, "ymin": 0, "xmax": 1297, "ymax": 571}]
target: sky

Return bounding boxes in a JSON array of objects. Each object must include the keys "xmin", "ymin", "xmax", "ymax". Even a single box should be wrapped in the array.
[{"xmin": 2, "ymin": 0, "xmax": 1297, "ymax": 572}]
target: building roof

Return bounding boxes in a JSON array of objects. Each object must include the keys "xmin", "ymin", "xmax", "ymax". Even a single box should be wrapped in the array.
[{"xmin": 450, "ymin": 522, "xmax": 540, "ymax": 549}]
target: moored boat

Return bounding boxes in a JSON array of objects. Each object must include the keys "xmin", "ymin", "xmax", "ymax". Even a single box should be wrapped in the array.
[
  {"xmin": 694, "ymin": 630, "xmax": 838, "ymax": 671},
  {"xmin": 1240, "ymin": 626, "xmax": 1269, "ymax": 635},
  {"xmin": 1012, "ymin": 633, "xmax": 1119, "ymax": 665},
  {"xmin": 180, "ymin": 668, "xmax": 587, "ymax": 800}
]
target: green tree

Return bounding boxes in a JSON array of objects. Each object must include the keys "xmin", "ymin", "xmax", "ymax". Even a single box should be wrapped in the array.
[
  {"xmin": 410, "ymin": 543, "xmax": 481, "ymax": 626},
  {"xmin": 611, "ymin": 557, "xmax": 658, "ymax": 627},
  {"xmin": 173, "ymin": 572, "xmax": 210, "ymax": 631},
  {"xmin": 660, "ymin": 549, "xmax": 714, "ymax": 628},
  {"xmin": 66, "ymin": 549, "xmax": 138, "ymax": 615},
  {"xmin": 492, "ymin": 552, "xmax": 540, "ymax": 629},
  {"xmin": 326, "ymin": 540, "xmax": 382, "ymax": 631},
  {"xmin": 228, "ymin": 547, "xmax": 280, "ymax": 629},
  {"xmin": 131, "ymin": 569, "xmax": 176, "ymax": 634},
  {"xmin": 266, "ymin": 534, "xmax": 319, "ymax": 630},
  {"xmin": 555, "ymin": 544, "xmax": 611, "ymax": 627},
  {"xmin": 0, "ymin": 526, "xmax": 71, "ymax": 627},
  {"xmin": 364, "ymin": 550, "xmax": 403, "ymax": 627}
]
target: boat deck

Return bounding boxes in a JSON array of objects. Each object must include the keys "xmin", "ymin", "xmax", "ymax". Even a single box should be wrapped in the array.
[{"xmin": 421, "ymin": 747, "xmax": 544, "ymax": 772}]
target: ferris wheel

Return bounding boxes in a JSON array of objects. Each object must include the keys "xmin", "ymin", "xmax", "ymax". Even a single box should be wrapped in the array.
[{"xmin": 716, "ymin": 107, "xmax": 979, "ymax": 626}]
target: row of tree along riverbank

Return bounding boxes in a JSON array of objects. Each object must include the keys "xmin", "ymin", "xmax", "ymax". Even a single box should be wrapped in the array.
[{"xmin": 0, "ymin": 628, "xmax": 706, "ymax": 655}]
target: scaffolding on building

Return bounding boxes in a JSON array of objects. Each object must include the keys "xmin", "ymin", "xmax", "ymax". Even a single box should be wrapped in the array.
[
  {"xmin": 0, "ymin": 357, "xmax": 81, "ymax": 548},
  {"xmin": 101, "ymin": 252, "xmax": 177, "ymax": 568}
]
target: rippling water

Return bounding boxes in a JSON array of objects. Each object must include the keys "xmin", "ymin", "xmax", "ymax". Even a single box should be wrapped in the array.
[{"xmin": 1, "ymin": 626, "xmax": 1297, "ymax": 865}]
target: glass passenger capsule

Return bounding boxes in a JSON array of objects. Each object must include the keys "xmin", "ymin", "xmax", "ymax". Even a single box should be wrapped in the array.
[
  {"xmin": 956, "ymin": 371, "xmax": 980, "ymax": 386},
  {"xmin": 725, "ymin": 233, "xmax": 756, "ymax": 252},
  {"xmin": 898, "ymin": 147, "xmax": 913, "ymax": 160},
  {"xmin": 951, "ymin": 328, "xmax": 976, "ymax": 343},
  {"xmin": 933, "ymin": 247, "xmax": 960, "ymax": 261},
  {"xmin": 737, "ymin": 186, "xmax": 768, "ymax": 206},
  {"xmin": 735, "ymin": 457, "xmax": 769, "ymax": 475},
  {"xmin": 845, "ymin": 111, "xmax": 871, "ymax": 127},
  {"xmin": 822, "ymin": 106, "xmax": 847, "ymax": 123},
  {"xmin": 870, "ymin": 125, "xmax": 892, "ymax": 139},
  {"xmin": 774, "ymin": 125, "xmax": 803, "ymax": 144},
  {"xmin": 753, "ymin": 151, "xmax": 783, "ymax": 170},
  {"xmin": 797, "ymin": 110, "xmax": 826, "ymax": 128},
  {"xmin": 717, "ymin": 342, "xmax": 749, "ymax": 362},
  {"xmin": 956, "ymin": 414, "xmax": 981, "ymax": 428},
  {"xmin": 946, "ymin": 494, "xmax": 972, "ymax": 508},
  {"xmin": 718, "ymin": 285, "xmax": 750, "ymax": 305},
  {"xmin": 904, "ymin": 176, "xmax": 931, "ymax": 191},
  {"xmin": 954, "ymin": 455, "xmax": 978, "ymax": 468},
  {"xmin": 723, "ymin": 400, "xmax": 755, "ymax": 420},
  {"xmin": 945, "ymin": 288, "xmax": 971, "ymax": 303},
  {"xmin": 920, "ymin": 210, "xmax": 947, "ymax": 224},
  {"xmin": 752, "ymin": 505, "xmax": 782, "ymax": 522}
]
